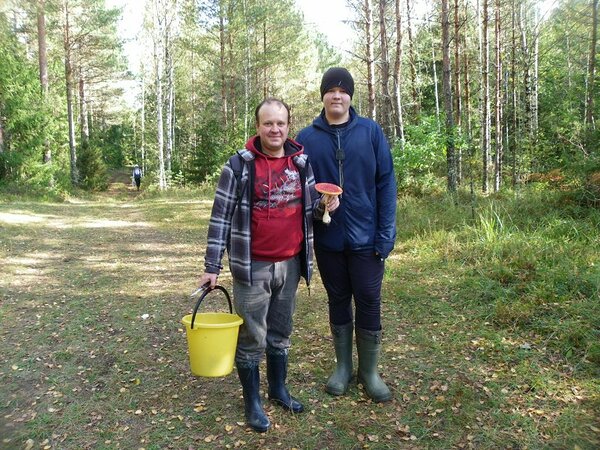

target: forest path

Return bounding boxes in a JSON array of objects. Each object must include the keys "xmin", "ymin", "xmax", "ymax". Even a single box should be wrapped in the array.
[{"xmin": 105, "ymin": 167, "xmax": 140, "ymax": 197}]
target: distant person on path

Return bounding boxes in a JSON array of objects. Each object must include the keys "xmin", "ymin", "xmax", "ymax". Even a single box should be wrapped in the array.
[
  {"xmin": 296, "ymin": 67, "xmax": 397, "ymax": 403},
  {"xmin": 197, "ymin": 98, "xmax": 338, "ymax": 432},
  {"xmin": 132, "ymin": 164, "xmax": 142, "ymax": 190}
]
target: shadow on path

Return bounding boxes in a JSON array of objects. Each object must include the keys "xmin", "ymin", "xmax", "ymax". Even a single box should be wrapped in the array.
[{"xmin": 106, "ymin": 168, "xmax": 141, "ymax": 197}]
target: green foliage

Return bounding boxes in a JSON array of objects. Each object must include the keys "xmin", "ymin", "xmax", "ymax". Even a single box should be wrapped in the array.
[
  {"xmin": 397, "ymin": 187, "xmax": 599, "ymax": 374},
  {"xmin": 0, "ymin": 160, "xmax": 71, "ymax": 201},
  {"xmin": 77, "ymin": 143, "xmax": 108, "ymax": 191},
  {"xmin": 536, "ymin": 0, "xmax": 600, "ymax": 167},
  {"xmin": 0, "ymin": 14, "xmax": 46, "ymax": 181},
  {"xmin": 393, "ymin": 116, "xmax": 447, "ymax": 193},
  {"xmin": 186, "ymin": 118, "xmax": 231, "ymax": 183},
  {"xmin": 555, "ymin": 154, "xmax": 600, "ymax": 207},
  {"xmin": 96, "ymin": 124, "xmax": 131, "ymax": 168}
]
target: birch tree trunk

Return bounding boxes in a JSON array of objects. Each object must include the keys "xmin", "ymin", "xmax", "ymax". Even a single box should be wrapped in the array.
[
  {"xmin": 454, "ymin": 0, "xmax": 463, "ymax": 182},
  {"xmin": 79, "ymin": 75, "xmax": 89, "ymax": 149},
  {"xmin": 37, "ymin": 0, "xmax": 51, "ymax": 164},
  {"xmin": 532, "ymin": 8, "xmax": 539, "ymax": 135},
  {"xmin": 243, "ymin": 0, "xmax": 250, "ymax": 142},
  {"xmin": 453, "ymin": 0, "xmax": 462, "ymax": 129},
  {"xmin": 463, "ymin": 0, "xmax": 472, "ymax": 142},
  {"xmin": 566, "ymin": 33, "xmax": 573, "ymax": 89},
  {"xmin": 585, "ymin": 0, "xmax": 598, "ymax": 128},
  {"xmin": 393, "ymin": 0, "xmax": 405, "ymax": 142},
  {"xmin": 154, "ymin": 0, "xmax": 166, "ymax": 190},
  {"xmin": 227, "ymin": 2, "xmax": 237, "ymax": 127},
  {"xmin": 63, "ymin": 0, "xmax": 78, "ymax": 186},
  {"xmin": 463, "ymin": 0, "xmax": 475, "ymax": 198},
  {"xmin": 379, "ymin": 0, "xmax": 392, "ymax": 137},
  {"xmin": 406, "ymin": 0, "xmax": 419, "ymax": 116},
  {"xmin": 511, "ymin": 0, "xmax": 519, "ymax": 186},
  {"xmin": 494, "ymin": 0, "xmax": 503, "ymax": 192},
  {"xmin": 218, "ymin": 5, "xmax": 228, "ymax": 129},
  {"xmin": 442, "ymin": 0, "xmax": 457, "ymax": 192},
  {"xmin": 263, "ymin": 22, "xmax": 268, "ymax": 98},
  {"xmin": 166, "ymin": 42, "xmax": 174, "ymax": 175},
  {"xmin": 519, "ymin": 4, "xmax": 532, "ymax": 138},
  {"xmin": 364, "ymin": 0, "xmax": 376, "ymax": 119},
  {"xmin": 481, "ymin": 0, "xmax": 490, "ymax": 193},
  {"xmin": 432, "ymin": 37, "xmax": 440, "ymax": 130},
  {"xmin": 141, "ymin": 72, "xmax": 146, "ymax": 174},
  {"xmin": 0, "ymin": 116, "xmax": 4, "ymax": 155}
]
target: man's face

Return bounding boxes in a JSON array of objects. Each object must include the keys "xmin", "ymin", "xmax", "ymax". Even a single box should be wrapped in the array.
[
  {"xmin": 256, "ymin": 102, "xmax": 289, "ymax": 155},
  {"xmin": 323, "ymin": 87, "xmax": 351, "ymax": 123}
]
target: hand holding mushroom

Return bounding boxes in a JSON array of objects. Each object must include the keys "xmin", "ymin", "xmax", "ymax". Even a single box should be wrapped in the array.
[{"xmin": 315, "ymin": 183, "xmax": 343, "ymax": 224}]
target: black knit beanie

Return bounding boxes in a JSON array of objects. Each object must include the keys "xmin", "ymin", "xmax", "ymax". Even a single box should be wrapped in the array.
[{"xmin": 320, "ymin": 67, "xmax": 354, "ymax": 99}]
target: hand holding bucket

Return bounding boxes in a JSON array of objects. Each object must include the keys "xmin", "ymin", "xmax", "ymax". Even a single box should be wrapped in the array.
[{"xmin": 181, "ymin": 285, "xmax": 243, "ymax": 377}]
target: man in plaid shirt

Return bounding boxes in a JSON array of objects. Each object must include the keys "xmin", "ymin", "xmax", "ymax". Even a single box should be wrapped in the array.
[{"xmin": 197, "ymin": 98, "xmax": 338, "ymax": 432}]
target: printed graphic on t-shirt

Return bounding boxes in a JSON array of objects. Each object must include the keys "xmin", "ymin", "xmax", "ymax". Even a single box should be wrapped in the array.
[{"xmin": 255, "ymin": 167, "xmax": 301, "ymax": 210}]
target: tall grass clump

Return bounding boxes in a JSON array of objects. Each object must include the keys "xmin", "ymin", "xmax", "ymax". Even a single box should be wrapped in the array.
[{"xmin": 448, "ymin": 189, "xmax": 600, "ymax": 371}]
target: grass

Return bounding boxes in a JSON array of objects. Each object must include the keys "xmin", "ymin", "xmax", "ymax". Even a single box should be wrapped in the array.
[{"xmin": 1, "ymin": 175, "xmax": 599, "ymax": 449}]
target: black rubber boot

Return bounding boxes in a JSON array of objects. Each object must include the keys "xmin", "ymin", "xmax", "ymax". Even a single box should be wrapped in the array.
[
  {"xmin": 237, "ymin": 364, "xmax": 270, "ymax": 432},
  {"xmin": 266, "ymin": 350, "xmax": 304, "ymax": 413},
  {"xmin": 356, "ymin": 327, "xmax": 392, "ymax": 403},
  {"xmin": 325, "ymin": 322, "xmax": 354, "ymax": 395}
]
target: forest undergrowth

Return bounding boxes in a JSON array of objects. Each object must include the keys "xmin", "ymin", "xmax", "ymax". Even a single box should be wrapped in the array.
[{"xmin": 0, "ymin": 175, "xmax": 598, "ymax": 449}]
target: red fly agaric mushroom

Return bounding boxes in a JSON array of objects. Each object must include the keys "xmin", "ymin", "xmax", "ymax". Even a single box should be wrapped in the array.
[{"xmin": 315, "ymin": 183, "xmax": 343, "ymax": 224}]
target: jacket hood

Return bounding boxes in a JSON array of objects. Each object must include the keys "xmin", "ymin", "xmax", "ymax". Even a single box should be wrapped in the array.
[{"xmin": 245, "ymin": 135, "xmax": 304, "ymax": 159}]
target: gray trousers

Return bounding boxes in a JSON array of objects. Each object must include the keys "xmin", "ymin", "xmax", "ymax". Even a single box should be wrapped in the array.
[{"xmin": 233, "ymin": 256, "xmax": 300, "ymax": 366}]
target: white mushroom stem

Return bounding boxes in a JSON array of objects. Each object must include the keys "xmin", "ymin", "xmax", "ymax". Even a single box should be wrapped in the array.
[{"xmin": 322, "ymin": 194, "xmax": 332, "ymax": 224}]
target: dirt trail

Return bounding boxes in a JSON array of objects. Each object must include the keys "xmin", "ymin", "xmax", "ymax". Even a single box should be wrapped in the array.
[
  {"xmin": 0, "ymin": 187, "xmax": 217, "ymax": 449},
  {"xmin": 106, "ymin": 168, "xmax": 141, "ymax": 197}
]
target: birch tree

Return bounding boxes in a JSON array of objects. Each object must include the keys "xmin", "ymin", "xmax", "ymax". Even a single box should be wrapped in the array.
[
  {"xmin": 0, "ymin": 114, "xmax": 4, "ymax": 155},
  {"xmin": 393, "ymin": 0, "xmax": 405, "ymax": 142},
  {"xmin": 462, "ymin": 0, "xmax": 472, "ymax": 143},
  {"xmin": 481, "ymin": 0, "xmax": 491, "ymax": 193},
  {"xmin": 453, "ymin": 0, "xmax": 462, "ymax": 181},
  {"xmin": 365, "ymin": 0, "xmax": 376, "ymax": 118},
  {"xmin": 153, "ymin": 0, "xmax": 166, "ymax": 189},
  {"xmin": 432, "ymin": 33, "xmax": 441, "ymax": 130},
  {"xmin": 78, "ymin": 74, "xmax": 89, "ymax": 149},
  {"xmin": 379, "ymin": 0, "xmax": 393, "ymax": 137},
  {"xmin": 36, "ymin": 0, "xmax": 50, "ymax": 163},
  {"xmin": 218, "ymin": 3, "xmax": 228, "ymax": 129},
  {"xmin": 62, "ymin": 0, "xmax": 78, "ymax": 186},
  {"xmin": 166, "ymin": 33, "xmax": 174, "ymax": 175},
  {"xmin": 493, "ymin": 0, "xmax": 503, "ymax": 192},
  {"xmin": 585, "ymin": 0, "xmax": 598, "ymax": 128},
  {"xmin": 510, "ymin": 0, "xmax": 519, "ymax": 185},
  {"xmin": 442, "ymin": 0, "xmax": 457, "ymax": 191},
  {"xmin": 406, "ymin": 0, "xmax": 419, "ymax": 116}
]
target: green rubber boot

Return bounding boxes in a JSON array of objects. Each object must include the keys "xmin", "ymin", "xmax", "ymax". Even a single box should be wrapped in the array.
[
  {"xmin": 356, "ymin": 327, "xmax": 392, "ymax": 402},
  {"xmin": 325, "ymin": 322, "xmax": 354, "ymax": 396}
]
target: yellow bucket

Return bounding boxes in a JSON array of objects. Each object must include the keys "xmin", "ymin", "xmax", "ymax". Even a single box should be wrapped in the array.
[{"xmin": 182, "ymin": 285, "xmax": 243, "ymax": 377}]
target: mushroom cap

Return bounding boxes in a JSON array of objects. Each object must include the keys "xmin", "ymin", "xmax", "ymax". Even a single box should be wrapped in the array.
[{"xmin": 315, "ymin": 182, "xmax": 343, "ymax": 195}]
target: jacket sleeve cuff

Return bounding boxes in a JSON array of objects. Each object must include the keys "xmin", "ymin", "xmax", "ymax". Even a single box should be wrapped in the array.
[
  {"xmin": 313, "ymin": 201, "xmax": 326, "ymax": 220},
  {"xmin": 204, "ymin": 263, "xmax": 222, "ymax": 274},
  {"xmin": 374, "ymin": 242, "xmax": 394, "ymax": 259}
]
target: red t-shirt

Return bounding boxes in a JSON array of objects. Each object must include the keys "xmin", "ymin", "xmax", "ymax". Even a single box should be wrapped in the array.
[{"xmin": 251, "ymin": 153, "xmax": 303, "ymax": 262}]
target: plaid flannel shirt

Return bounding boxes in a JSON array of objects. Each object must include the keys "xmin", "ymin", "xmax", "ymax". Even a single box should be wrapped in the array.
[{"xmin": 203, "ymin": 148, "xmax": 321, "ymax": 286}]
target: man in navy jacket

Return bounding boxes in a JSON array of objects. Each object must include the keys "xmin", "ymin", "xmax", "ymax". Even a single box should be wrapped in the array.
[{"xmin": 297, "ymin": 67, "xmax": 397, "ymax": 403}]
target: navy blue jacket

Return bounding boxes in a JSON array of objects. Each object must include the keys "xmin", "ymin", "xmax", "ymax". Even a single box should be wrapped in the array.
[{"xmin": 296, "ymin": 106, "xmax": 397, "ymax": 258}]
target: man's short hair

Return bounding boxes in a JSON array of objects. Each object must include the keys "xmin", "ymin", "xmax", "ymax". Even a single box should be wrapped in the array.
[{"xmin": 254, "ymin": 98, "xmax": 291, "ymax": 125}]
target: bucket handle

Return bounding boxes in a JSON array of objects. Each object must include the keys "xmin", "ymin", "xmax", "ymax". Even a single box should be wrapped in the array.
[{"xmin": 190, "ymin": 284, "xmax": 233, "ymax": 330}]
